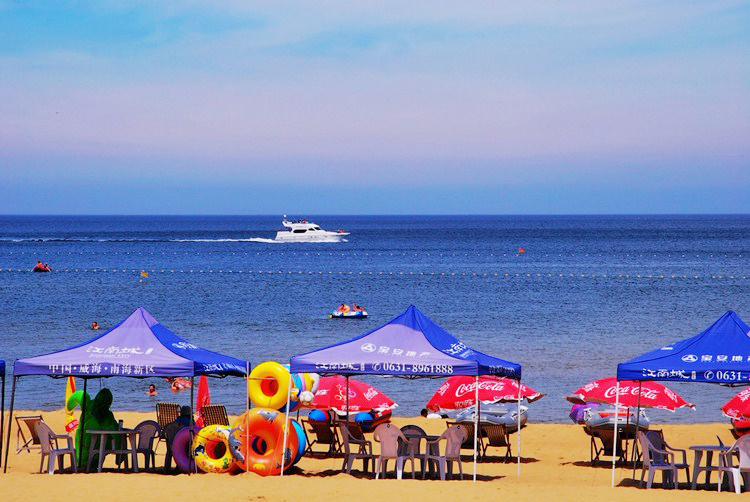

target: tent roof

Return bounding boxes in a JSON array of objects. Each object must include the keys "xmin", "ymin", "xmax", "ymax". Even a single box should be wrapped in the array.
[
  {"xmin": 617, "ymin": 311, "xmax": 750, "ymax": 384},
  {"xmin": 291, "ymin": 305, "xmax": 521, "ymax": 379},
  {"xmin": 14, "ymin": 307, "xmax": 247, "ymax": 378}
]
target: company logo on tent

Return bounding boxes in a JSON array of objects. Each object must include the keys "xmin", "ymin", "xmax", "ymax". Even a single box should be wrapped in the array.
[
  {"xmin": 682, "ymin": 354, "xmax": 698, "ymax": 362},
  {"xmin": 361, "ymin": 343, "xmax": 376, "ymax": 353}
]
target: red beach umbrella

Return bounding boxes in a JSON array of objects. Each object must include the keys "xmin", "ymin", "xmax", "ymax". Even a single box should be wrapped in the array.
[
  {"xmin": 426, "ymin": 375, "xmax": 544, "ymax": 413},
  {"xmin": 566, "ymin": 377, "xmax": 694, "ymax": 411},
  {"xmin": 195, "ymin": 375, "xmax": 211, "ymax": 427},
  {"xmin": 309, "ymin": 375, "xmax": 397, "ymax": 414},
  {"xmin": 721, "ymin": 388, "xmax": 750, "ymax": 419}
]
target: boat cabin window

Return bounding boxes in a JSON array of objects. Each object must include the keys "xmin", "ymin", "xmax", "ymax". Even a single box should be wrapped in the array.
[
  {"xmin": 313, "ymin": 226, "xmax": 321, "ymax": 230},
  {"xmin": 293, "ymin": 229, "xmax": 307, "ymax": 233}
]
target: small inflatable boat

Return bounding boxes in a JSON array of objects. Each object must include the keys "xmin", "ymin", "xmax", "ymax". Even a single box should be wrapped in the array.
[
  {"xmin": 329, "ymin": 310, "xmax": 367, "ymax": 319},
  {"xmin": 33, "ymin": 264, "xmax": 51, "ymax": 273},
  {"xmin": 583, "ymin": 407, "xmax": 649, "ymax": 436},
  {"xmin": 454, "ymin": 404, "xmax": 528, "ymax": 433}
]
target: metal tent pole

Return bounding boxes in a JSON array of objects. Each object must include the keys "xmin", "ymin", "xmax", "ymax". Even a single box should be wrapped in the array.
[
  {"xmin": 2, "ymin": 376, "xmax": 17, "ymax": 473},
  {"xmin": 611, "ymin": 380, "xmax": 620, "ymax": 487},
  {"xmin": 245, "ymin": 361, "xmax": 250, "ymax": 474},
  {"xmin": 631, "ymin": 381, "xmax": 643, "ymax": 479},
  {"xmin": 79, "ymin": 378, "xmax": 87, "ymax": 471},
  {"xmin": 279, "ymin": 372, "xmax": 293, "ymax": 476},
  {"xmin": 473, "ymin": 375, "xmax": 479, "ymax": 482},
  {"xmin": 1, "ymin": 372, "xmax": 4, "ymax": 469},
  {"xmin": 517, "ymin": 378, "xmax": 522, "ymax": 477},
  {"xmin": 190, "ymin": 376, "xmax": 195, "ymax": 474}
]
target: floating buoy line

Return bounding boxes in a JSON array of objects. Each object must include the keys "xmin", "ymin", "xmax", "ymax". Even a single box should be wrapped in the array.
[
  {"xmin": 0, "ymin": 268, "xmax": 747, "ymax": 281},
  {"xmin": 0, "ymin": 250, "xmax": 746, "ymax": 259}
]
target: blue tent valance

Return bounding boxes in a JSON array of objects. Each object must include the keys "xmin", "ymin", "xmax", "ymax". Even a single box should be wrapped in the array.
[
  {"xmin": 291, "ymin": 305, "xmax": 521, "ymax": 379},
  {"xmin": 617, "ymin": 311, "xmax": 750, "ymax": 385}
]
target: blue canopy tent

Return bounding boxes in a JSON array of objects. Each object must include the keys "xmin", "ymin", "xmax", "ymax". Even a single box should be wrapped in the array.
[
  {"xmin": 610, "ymin": 311, "xmax": 750, "ymax": 485},
  {"xmin": 3, "ymin": 307, "xmax": 248, "ymax": 472},
  {"xmin": 1, "ymin": 360, "xmax": 5, "ymax": 470},
  {"xmin": 289, "ymin": 305, "xmax": 523, "ymax": 480}
]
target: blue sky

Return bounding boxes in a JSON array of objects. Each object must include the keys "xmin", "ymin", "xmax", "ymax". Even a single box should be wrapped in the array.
[{"xmin": 1, "ymin": 1, "xmax": 748, "ymax": 214}]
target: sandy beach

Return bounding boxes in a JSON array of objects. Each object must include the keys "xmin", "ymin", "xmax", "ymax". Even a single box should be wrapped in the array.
[{"xmin": 1, "ymin": 409, "xmax": 737, "ymax": 501}]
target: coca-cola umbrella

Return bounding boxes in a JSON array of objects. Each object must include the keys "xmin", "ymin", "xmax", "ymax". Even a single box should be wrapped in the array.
[
  {"xmin": 427, "ymin": 375, "xmax": 544, "ymax": 413},
  {"xmin": 565, "ymin": 377, "xmax": 694, "ymax": 411},
  {"xmin": 721, "ymin": 387, "xmax": 750, "ymax": 419},
  {"xmin": 309, "ymin": 375, "xmax": 397, "ymax": 414}
]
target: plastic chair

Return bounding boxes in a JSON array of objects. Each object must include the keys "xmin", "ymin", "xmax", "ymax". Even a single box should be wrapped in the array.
[
  {"xmin": 200, "ymin": 405, "xmax": 230, "ymax": 426},
  {"xmin": 132, "ymin": 420, "xmax": 160, "ymax": 470},
  {"xmin": 423, "ymin": 424, "xmax": 466, "ymax": 480},
  {"xmin": 303, "ymin": 419, "xmax": 341, "ymax": 457},
  {"xmin": 372, "ymin": 423, "xmax": 408, "ymax": 479},
  {"xmin": 399, "ymin": 425, "xmax": 427, "ymax": 478},
  {"xmin": 481, "ymin": 424, "xmax": 512, "ymax": 462},
  {"xmin": 638, "ymin": 430, "xmax": 690, "ymax": 489},
  {"xmin": 15, "ymin": 415, "xmax": 44, "ymax": 453},
  {"xmin": 339, "ymin": 422, "xmax": 375, "ymax": 475},
  {"xmin": 718, "ymin": 435, "xmax": 750, "ymax": 493},
  {"xmin": 34, "ymin": 421, "xmax": 77, "ymax": 474}
]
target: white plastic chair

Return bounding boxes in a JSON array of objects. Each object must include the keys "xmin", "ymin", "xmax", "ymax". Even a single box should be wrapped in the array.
[
  {"xmin": 718, "ymin": 435, "xmax": 750, "ymax": 493},
  {"xmin": 372, "ymin": 423, "xmax": 408, "ymax": 479},
  {"xmin": 34, "ymin": 421, "xmax": 77, "ymax": 474}
]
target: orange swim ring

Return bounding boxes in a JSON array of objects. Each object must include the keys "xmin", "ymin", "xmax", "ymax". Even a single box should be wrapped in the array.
[{"xmin": 230, "ymin": 408, "xmax": 298, "ymax": 476}]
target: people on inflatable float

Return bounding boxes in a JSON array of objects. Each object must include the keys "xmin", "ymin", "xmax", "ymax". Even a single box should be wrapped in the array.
[{"xmin": 66, "ymin": 388, "xmax": 120, "ymax": 466}]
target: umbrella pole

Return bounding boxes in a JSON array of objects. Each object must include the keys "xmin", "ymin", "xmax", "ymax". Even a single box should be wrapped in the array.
[
  {"xmin": 280, "ymin": 371, "xmax": 292, "ymax": 477},
  {"xmin": 611, "ymin": 380, "xmax": 620, "ymax": 487},
  {"xmin": 473, "ymin": 375, "xmax": 478, "ymax": 482},
  {"xmin": 3, "ymin": 376, "xmax": 17, "ymax": 473},
  {"xmin": 517, "ymin": 378, "xmax": 521, "ymax": 477}
]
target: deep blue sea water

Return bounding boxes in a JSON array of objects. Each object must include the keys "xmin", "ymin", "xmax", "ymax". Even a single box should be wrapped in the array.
[{"xmin": 1, "ymin": 215, "xmax": 749, "ymax": 424}]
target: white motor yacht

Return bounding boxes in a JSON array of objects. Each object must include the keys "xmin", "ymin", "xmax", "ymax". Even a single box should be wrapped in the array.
[{"xmin": 274, "ymin": 215, "xmax": 349, "ymax": 242}]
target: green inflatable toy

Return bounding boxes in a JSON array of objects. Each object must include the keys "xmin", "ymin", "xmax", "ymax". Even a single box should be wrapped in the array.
[{"xmin": 66, "ymin": 388, "xmax": 121, "ymax": 467}]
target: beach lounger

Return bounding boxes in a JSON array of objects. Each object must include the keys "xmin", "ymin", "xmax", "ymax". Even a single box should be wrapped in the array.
[
  {"xmin": 638, "ymin": 430, "xmax": 689, "ymax": 489},
  {"xmin": 585, "ymin": 425, "xmax": 626, "ymax": 466},
  {"xmin": 156, "ymin": 402, "xmax": 180, "ymax": 449},
  {"xmin": 35, "ymin": 421, "xmax": 77, "ymax": 474},
  {"xmin": 423, "ymin": 424, "xmax": 466, "ymax": 480},
  {"xmin": 481, "ymin": 423, "xmax": 512, "ymax": 462},
  {"xmin": 15, "ymin": 415, "xmax": 44, "ymax": 453},
  {"xmin": 201, "ymin": 405, "xmax": 229, "ymax": 426},
  {"xmin": 302, "ymin": 419, "xmax": 341, "ymax": 457},
  {"xmin": 372, "ymin": 423, "xmax": 408, "ymax": 479},
  {"xmin": 339, "ymin": 422, "xmax": 375, "ymax": 476},
  {"xmin": 447, "ymin": 421, "xmax": 484, "ymax": 458}
]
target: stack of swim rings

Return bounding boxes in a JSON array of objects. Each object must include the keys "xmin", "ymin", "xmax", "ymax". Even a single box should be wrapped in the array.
[{"xmin": 189, "ymin": 361, "xmax": 319, "ymax": 475}]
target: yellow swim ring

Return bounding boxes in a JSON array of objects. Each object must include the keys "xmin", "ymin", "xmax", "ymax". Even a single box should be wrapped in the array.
[
  {"xmin": 192, "ymin": 424, "xmax": 235, "ymax": 474},
  {"xmin": 248, "ymin": 361, "xmax": 291, "ymax": 410}
]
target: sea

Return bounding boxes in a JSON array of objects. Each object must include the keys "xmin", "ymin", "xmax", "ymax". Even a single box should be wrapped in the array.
[{"xmin": 1, "ymin": 214, "xmax": 749, "ymax": 425}]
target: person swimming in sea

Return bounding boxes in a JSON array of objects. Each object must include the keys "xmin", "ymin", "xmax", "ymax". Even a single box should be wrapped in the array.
[
  {"xmin": 146, "ymin": 384, "xmax": 157, "ymax": 396},
  {"xmin": 91, "ymin": 321, "xmax": 100, "ymax": 330}
]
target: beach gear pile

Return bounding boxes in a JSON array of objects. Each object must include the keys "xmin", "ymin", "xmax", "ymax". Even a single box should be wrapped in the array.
[{"xmin": 191, "ymin": 361, "xmax": 319, "ymax": 475}]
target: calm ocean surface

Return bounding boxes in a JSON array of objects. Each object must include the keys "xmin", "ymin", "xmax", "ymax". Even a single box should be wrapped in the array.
[{"xmin": 1, "ymin": 215, "xmax": 749, "ymax": 424}]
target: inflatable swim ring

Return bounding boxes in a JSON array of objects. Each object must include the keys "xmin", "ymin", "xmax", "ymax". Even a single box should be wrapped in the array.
[
  {"xmin": 230, "ymin": 408, "xmax": 300, "ymax": 476},
  {"xmin": 172, "ymin": 427, "xmax": 196, "ymax": 473},
  {"xmin": 248, "ymin": 362, "xmax": 293, "ymax": 410},
  {"xmin": 193, "ymin": 424, "xmax": 236, "ymax": 474}
]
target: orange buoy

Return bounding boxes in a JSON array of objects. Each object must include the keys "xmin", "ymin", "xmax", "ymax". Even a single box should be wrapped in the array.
[{"xmin": 518, "ymin": 248, "xmax": 526, "ymax": 254}]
